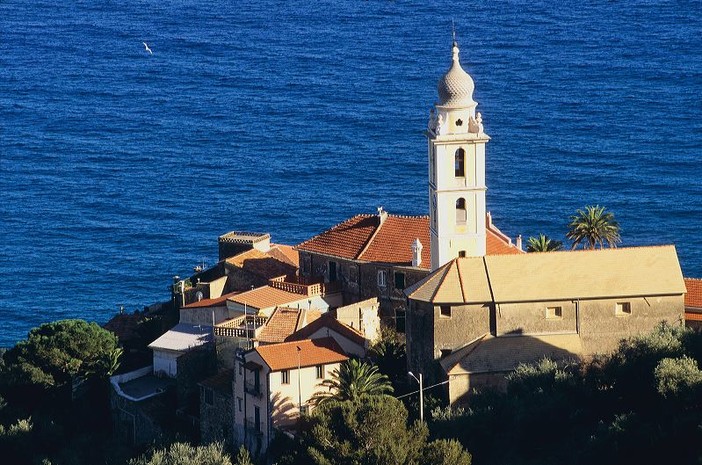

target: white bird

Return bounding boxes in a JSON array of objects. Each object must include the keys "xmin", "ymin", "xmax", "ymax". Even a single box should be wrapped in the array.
[{"xmin": 142, "ymin": 42, "xmax": 153, "ymax": 55}]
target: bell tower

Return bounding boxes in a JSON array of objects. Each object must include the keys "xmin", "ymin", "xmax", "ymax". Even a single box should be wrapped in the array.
[{"xmin": 427, "ymin": 39, "xmax": 489, "ymax": 271}]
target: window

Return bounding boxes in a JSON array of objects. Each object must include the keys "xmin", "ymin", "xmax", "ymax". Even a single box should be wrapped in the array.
[
  {"xmin": 281, "ymin": 369, "xmax": 290, "ymax": 384},
  {"xmin": 302, "ymin": 255, "xmax": 311, "ymax": 275},
  {"xmin": 377, "ymin": 270, "xmax": 387, "ymax": 287},
  {"xmin": 316, "ymin": 365, "xmax": 325, "ymax": 379},
  {"xmin": 454, "ymin": 148, "xmax": 465, "ymax": 177},
  {"xmin": 546, "ymin": 306, "xmax": 563, "ymax": 319},
  {"xmin": 440, "ymin": 349, "xmax": 453, "ymax": 358},
  {"xmin": 349, "ymin": 265, "xmax": 358, "ymax": 284},
  {"xmin": 328, "ymin": 261, "xmax": 337, "ymax": 282},
  {"xmin": 616, "ymin": 302, "xmax": 632, "ymax": 316},
  {"xmin": 456, "ymin": 119, "xmax": 463, "ymax": 127},
  {"xmin": 394, "ymin": 272, "xmax": 405, "ymax": 289},
  {"xmin": 440, "ymin": 305, "xmax": 452, "ymax": 318},
  {"xmin": 238, "ymin": 363, "xmax": 243, "ymax": 376},
  {"xmin": 254, "ymin": 406, "xmax": 261, "ymax": 432},
  {"xmin": 458, "ymin": 250, "xmax": 466, "ymax": 258},
  {"xmin": 204, "ymin": 387, "xmax": 213, "ymax": 405},
  {"xmin": 456, "ymin": 198, "xmax": 467, "ymax": 224},
  {"xmin": 237, "ymin": 397, "xmax": 242, "ymax": 412}
]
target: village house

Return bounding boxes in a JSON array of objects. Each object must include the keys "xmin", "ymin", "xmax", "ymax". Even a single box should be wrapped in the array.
[{"xmin": 233, "ymin": 338, "xmax": 349, "ymax": 456}]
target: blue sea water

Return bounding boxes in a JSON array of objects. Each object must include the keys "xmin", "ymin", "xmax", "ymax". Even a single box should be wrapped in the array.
[{"xmin": 1, "ymin": 1, "xmax": 701, "ymax": 348}]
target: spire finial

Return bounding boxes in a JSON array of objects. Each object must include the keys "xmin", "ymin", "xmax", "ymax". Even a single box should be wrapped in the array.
[{"xmin": 451, "ymin": 19, "xmax": 457, "ymax": 46}]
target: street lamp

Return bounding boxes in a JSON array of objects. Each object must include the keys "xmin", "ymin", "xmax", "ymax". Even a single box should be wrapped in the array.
[{"xmin": 408, "ymin": 371, "xmax": 424, "ymax": 422}]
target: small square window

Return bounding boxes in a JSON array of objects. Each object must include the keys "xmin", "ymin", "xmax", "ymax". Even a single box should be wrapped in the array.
[
  {"xmin": 440, "ymin": 349, "xmax": 453, "ymax": 358},
  {"xmin": 458, "ymin": 250, "xmax": 466, "ymax": 258},
  {"xmin": 546, "ymin": 306, "xmax": 563, "ymax": 319},
  {"xmin": 238, "ymin": 364, "xmax": 243, "ymax": 376},
  {"xmin": 237, "ymin": 397, "xmax": 243, "ymax": 412},
  {"xmin": 281, "ymin": 369, "xmax": 290, "ymax": 384},
  {"xmin": 350, "ymin": 265, "xmax": 358, "ymax": 284},
  {"xmin": 377, "ymin": 270, "xmax": 387, "ymax": 287},
  {"xmin": 440, "ymin": 305, "xmax": 452, "ymax": 318},
  {"xmin": 316, "ymin": 365, "xmax": 324, "ymax": 379},
  {"xmin": 394, "ymin": 272, "xmax": 405, "ymax": 289},
  {"xmin": 616, "ymin": 302, "xmax": 632, "ymax": 316}
]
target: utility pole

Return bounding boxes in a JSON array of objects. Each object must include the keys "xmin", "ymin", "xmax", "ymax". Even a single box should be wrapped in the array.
[{"xmin": 408, "ymin": 371, "xmax": 424, "ymax": 422}]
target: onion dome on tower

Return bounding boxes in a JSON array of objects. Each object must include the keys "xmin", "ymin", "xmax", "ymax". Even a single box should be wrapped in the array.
[{"xmin": 437, "ymin": 41, "xmax": 476, "ymax": 109}]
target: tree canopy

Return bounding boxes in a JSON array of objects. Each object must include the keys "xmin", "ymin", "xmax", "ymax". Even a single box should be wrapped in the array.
[
  {"xmin": 311, "ymin": 359, "xmax": 393, "ymax": 405},
  {"xmin": 566, "ymin": 205, "xmax": 621, "ymax": 250},
  {"xmin": 526, "ymin": 234, "xmax": 564, "ymax": 252},
  {"xmin": 291, "ymin": 395, "xmax": 471, "ymax": 465},
  {"xmin": 130, "ymin": 442, "xmax": 233, "ymax": 465},
  {"xmin": 1, "ymin": 319, "xmax": 121, "ymax": 405}
]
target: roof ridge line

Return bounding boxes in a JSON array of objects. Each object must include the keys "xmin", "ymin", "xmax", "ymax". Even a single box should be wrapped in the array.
[
  {"xmin": 456, "ymin": 258, "xmax": 467, "ymax": 302},
  {"xmin": 356, "ymin": 216, "xmax": 383, "ymax": 260},
  {"xmin": 431, "ymin": 259, "xmax": 456, "ymax": 302}
]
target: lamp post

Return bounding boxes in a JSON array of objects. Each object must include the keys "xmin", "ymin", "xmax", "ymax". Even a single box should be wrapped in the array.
[{"xmin": 408, "ymin": 371, "xmax": 424, "ymax": 422}]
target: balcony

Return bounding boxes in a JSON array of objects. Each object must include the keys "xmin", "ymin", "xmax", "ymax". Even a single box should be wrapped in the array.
[
  {"xmin": 268, "ymin": 276, "xmax": 342, "ymax": 296},
  {"xmin": 214, "ymin": 314, "xmax": 268, "ymax": 339},
  {"xmin": 244, "ymin": 380, "xmax": 263, "ymax": 398}
]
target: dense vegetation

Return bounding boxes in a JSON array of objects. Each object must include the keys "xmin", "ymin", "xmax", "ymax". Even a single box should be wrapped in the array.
[
  {"xmin": 430, "ymin": 323, "xmax": 702, "ymax": 465},
  {"xmin": 1, "ymin": 318, "xmax": 700, "ymax": 465}
]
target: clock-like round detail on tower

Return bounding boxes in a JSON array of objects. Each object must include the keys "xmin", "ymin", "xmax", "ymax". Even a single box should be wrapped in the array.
[{"xmin": 456, "ymin": 119, "xmax": 463, "ymax": 126}]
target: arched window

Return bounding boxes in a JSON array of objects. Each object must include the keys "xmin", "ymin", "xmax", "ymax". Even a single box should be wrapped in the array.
[
  {"xmin": 454, "ymin": 148, "xmax": 465, "ymax": 177},
  {"xmin": 456, "ymin": 198, "xmax": 467, "ymax": 224}
]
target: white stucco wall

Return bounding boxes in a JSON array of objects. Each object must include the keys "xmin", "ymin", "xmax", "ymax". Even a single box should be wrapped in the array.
[{"xmin": 153, "ymin": 350, "xmax": 179, "ymax": 378}]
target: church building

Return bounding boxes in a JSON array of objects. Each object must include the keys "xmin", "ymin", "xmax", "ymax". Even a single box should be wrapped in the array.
[{"xmin": 404, "ymin": 39, "xmax": 686, "ymax": 405}]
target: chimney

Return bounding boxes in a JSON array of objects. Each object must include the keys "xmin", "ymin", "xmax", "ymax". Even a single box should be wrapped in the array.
[
  {"xmin": 377, "ymin": 206, "xmax": 388, "ymax": 225},
  {"xmin": 516, "ymin": 235, "xmax": 523, "ymax": 251},
  {"xmin": 411, "ymin": 238, "xmax": 423, "ymax": 267}
]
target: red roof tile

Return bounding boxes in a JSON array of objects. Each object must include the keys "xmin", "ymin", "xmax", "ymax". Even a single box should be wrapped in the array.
[
  {"xmin": 254, "ymin": 337, "xmax": 348, "ymax": 372},
  {"xmin": 228, "ymin": 286, "xmax": 303, "ymax": 310},
  {"xmin": 296, "ymin": 212, "xmax": 522, "ymax": 269},
  {"xmin": 269, "ymin": 244, "xmax": 300, "ymax": 268},
  {"xmin": 257, "ymin": 307, "xmax": 304, "ymax": 344},
  {"xmin": 183, "ymin": 291, "xmax": 239, "ymax": 309},
  {"xmin": 685, "ymin": 278, "xmax": 702, "ymax": 309},
  {"xmin": 286, "ymin": 313, "xmax": 366, "ymax": 346},
  {"xmin": 225, "ymin": 248, "xmax": 297, "ymax": 280}
]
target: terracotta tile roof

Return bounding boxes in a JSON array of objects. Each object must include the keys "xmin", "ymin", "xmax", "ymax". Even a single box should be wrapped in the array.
[
  {"xmin": 269, "ymin": 244, "xmax": 300, "ymax": 268},
  {"xmin": 199, "ymin": 369, "xmax": 233, "ymax": 394},
  {"xmin": 227, "ymin": 285, "xmax": 304, "ymax": 310},
  {"xmin": 257, "ymin": 307, "xmax": 304, "ymax": 344},
  {"xmin": 183, "ymin": 291, "xmax": 239, "ymax": 309},
  {"xmin": 686, "ymin": 312, "xmax": 702, "ymax": 322},
  {"xmin": 684, "ymin": 278, "xmax": 702, "ymax": 309},
  {"xmin": 254, "ymin": 337, "xmax": 348, "ymax": 372},
  {"xmin": 296, "ymin": 212, "xmax": 521, "ymax": 270},
  {"xmin": 286, "ymin": 313, "xmax": 366, "ymax": 346},
  {"xmin": 225, "ymin": 248, "xmax": 297, "ymax": 280}
]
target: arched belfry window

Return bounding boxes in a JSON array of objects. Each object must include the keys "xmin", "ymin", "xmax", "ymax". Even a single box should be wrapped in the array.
[
  {"xmin": 456, "ymin": 198, "xmax": 467, "ymax": 224},
  {"xmin": 454, "ymin": 148, "xmax": 465, "ymax": 177}
]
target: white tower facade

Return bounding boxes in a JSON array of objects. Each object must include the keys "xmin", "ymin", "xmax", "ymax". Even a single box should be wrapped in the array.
[{"xmin": 427, "ymin": 40, "xmax": 489, "ymax": 271}]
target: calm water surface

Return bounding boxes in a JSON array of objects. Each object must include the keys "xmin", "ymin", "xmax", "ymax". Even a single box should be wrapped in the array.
[{"xmin": 1, "ymin": 1, "xmax": 701, "ymax": 347}]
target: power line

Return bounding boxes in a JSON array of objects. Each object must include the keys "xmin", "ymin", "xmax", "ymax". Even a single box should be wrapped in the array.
[{"xmin": 396, "ymin": 379, "xmax": 449, "ymax": 399}]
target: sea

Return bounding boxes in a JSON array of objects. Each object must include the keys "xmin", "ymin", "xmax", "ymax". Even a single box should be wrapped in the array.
[{"xmin": 1, "ymin": 0, "xmax": 701, "ymax": 348}]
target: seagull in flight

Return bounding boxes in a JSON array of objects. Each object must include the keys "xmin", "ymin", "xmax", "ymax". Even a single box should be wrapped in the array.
[{"xmin": 142, "ymin": 42, "xmax": 153, "ymax": 55}]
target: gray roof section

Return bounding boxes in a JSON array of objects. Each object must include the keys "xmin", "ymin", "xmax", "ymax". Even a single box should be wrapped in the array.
[{"xmin": 148, "ymin": 323, "xmax": 213, "ymax": 352}]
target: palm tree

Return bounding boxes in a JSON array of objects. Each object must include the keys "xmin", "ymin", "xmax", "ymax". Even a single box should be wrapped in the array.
[
  {"xmin": 566, "ymin": 205, "xmax": 621, "ymax": 250},
  {"xmin": 526, "ymin": 234, "xmax": 564, "ymax": 252},
  {"xmin": 311, "ymin": 358, "xmax": 393, "ymax": 405}
]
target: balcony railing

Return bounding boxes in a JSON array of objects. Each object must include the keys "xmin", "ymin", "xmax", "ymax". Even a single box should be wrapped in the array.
[
  {"xmin": 244, "ymin": 380, "xmax": 262, "ymax": 398},
  {"xmin": 214, "ymin": 315, "xmax": 267, "ymax": 338},
  {"xmin": 267, "ymin": 277, "xmax": 342, "ymax": 297}
]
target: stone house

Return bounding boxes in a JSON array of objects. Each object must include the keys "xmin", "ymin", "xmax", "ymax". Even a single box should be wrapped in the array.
[
  {"xmin": 405, "ymin": 246, "xmax": 687, "ymax": 405},
  {"xmin": 296, "ymin": 208, "xmax": 521, "ymax": 328},
  {"xmin": 233, "ymin": 338, "xmax": 349, "ymax": 456}
]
